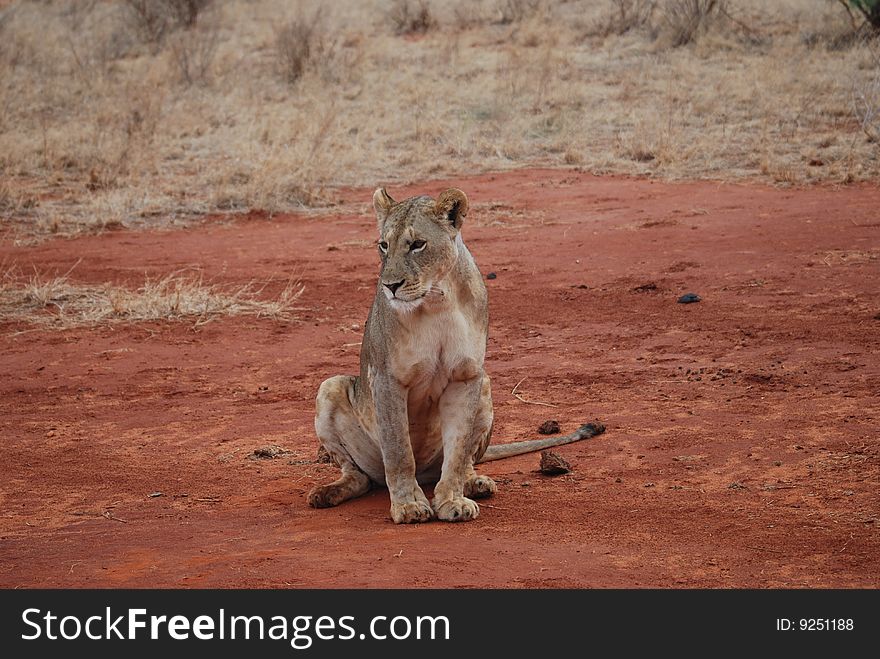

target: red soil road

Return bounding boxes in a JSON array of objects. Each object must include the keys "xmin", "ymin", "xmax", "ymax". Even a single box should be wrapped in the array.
[{"xmin": 1, "ymin": 169, "xmax": 879, "ymax": 588}]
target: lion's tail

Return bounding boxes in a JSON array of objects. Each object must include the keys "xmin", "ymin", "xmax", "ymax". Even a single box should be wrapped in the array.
[{"xmin": 476, "ymin": 422, "xmax": 606, "ymax": 463}]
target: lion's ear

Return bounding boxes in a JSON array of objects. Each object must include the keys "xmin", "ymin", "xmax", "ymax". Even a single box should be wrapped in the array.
[
  {"xmin": 436, "ymin": 188, "xmax": 468, "ymax": 231},
  {"xmin": 373, "ymin": 187, "xmax": 395, "ymax": 231}
]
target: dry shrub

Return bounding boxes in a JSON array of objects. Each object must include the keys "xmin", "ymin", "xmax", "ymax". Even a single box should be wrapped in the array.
[
  {"xmin": 452, "ymin": 1, "xmax": 491, "ymax": 28},
  {"xmin": 659, "ymin": 0, "xmax": 724, "ymax": 47},
  {"xmin": 388, "ymin": 0, "xmax": 437, "ymax": 35},
  {"xmin": 852, "ymin": 47, "xmax": 880, "ymax": 142},
  {"xmin": 162, "ymin": 0, "xmax": 213, "ymax": 29},
  {"xmin": 0, "ymin": 4, "xmax": 22, "ymax": 70},
  {"xmin": 168, "ymin": 20, "xmax": 218, "ymax": 86},
  {"xmin": 591, "ymin": 0, "xmax": 656, "ymax": 37},
  {"xmin": 495, "ymin": 0, "xmax": 542, "ymax": 24},
  {"xmin": 122, "ymin": 0, "xmax": 213, "ymax": 45},
  {"xmin": 276, "ymin": 13, "xmax": 324, "ymax": 84},
  {"xmin": 0, "ymin": 268, "xmax": 303, "ymax": 328},
  {"xmin": 275, "ymin": 11, "xmax": 362, "ymax": 86}
]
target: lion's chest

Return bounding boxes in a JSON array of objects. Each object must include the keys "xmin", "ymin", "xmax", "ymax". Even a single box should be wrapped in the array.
[
  {"xmin": 392, "ymin": 307, "xmax": 484, "ymax": 398},
  {"xmin": 388, "ymin": 307, "xmax": 484, "ymax": 461}
]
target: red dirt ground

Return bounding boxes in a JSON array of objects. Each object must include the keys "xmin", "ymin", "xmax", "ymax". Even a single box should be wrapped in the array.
[{"xmin": 1, "ymin": 169, "xmax": 878, "ymax": 588}]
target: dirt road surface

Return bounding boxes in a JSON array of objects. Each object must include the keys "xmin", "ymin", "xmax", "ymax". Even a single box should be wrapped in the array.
[{"xmin": 2, "ymin": 169, "xmax": 878, "ymax": 587}]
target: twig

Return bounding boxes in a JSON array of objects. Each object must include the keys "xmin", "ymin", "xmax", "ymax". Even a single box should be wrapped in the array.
[
  {"xmin": 836, "ymin": 0, "xmax": 861, "ymax": 32},
  {"xmin": 719, "ymin": 5, "xmax": 758, "ymax": 39},
  {"xmin": 511, "ymin": 377, "xmax": 557, "ymax": 408},
  {"xmin": 102, "ymin": 511, "xmax": 128, "ymax": 523}
]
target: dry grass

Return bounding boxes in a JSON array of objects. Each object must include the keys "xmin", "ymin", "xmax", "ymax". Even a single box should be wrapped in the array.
[
  {"xmin": 388, "ymin": 0, "xmax": 437, "ymax": 35},
  {"xmin": 590, "ymin": 0, "xmax": 656, "ymax": 37},
  {"xmin": 0, "ymin": 0, "xmax": 878, "ymax": 239},
  {"xmin": 0, "ymin": 266, "xmax": 304, "ymax": 328},
  {"xmin": 659, "ymin": 0, "xmax": 725, "ymax": 47}
]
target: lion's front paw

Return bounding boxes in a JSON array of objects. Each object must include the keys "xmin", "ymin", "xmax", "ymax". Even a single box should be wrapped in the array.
[
  {"xmin": 464, "ymin": 474, "xmax": 496, "ymax": 499},
  {"xmin": 433, "ymin": 496, "xmax": 480, "ymax": 522},
  {"xmin": 390, "ymin": 499, "xmax": 435, "ymax": 524}
]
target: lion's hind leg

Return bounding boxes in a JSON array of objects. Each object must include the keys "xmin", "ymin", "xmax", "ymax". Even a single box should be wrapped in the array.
[
  {"xmin": 465, "ymin": 403, "xmax": 496, "ymax": 500},
  {"xmin": 308, "ymin": 375, "xmax": 374, "ymax": 509},
  {"xmin": 308, "ymin": 466, "xmax": 371, "ymax": 509}
]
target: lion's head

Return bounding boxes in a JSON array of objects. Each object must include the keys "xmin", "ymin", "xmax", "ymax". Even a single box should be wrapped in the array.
[{"xmin": 372, "ymin": 187, "xmax": 469, "ymax": 311}]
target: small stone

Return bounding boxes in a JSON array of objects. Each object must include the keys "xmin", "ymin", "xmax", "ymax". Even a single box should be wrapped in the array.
[
  {"xmin": 148, "ymin": 492, "xmax": 163, "ymax": 498},
  {"xmin": 677, "ymin": 293, "xmax": 701, "ymax": 304},
  {"xmin": 486, "ymin": 272, "xmax": 497, "ymax": 280},
  {"xmin": 539, "ymin": 450, "xmax": 571, "ymax": 476}
]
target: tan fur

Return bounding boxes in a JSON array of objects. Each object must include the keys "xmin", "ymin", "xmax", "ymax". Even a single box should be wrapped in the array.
[
  {"xmin": 308, "ymin": 186, "xmax": 598, "ymax": 523},
  {"xmin": 309, "ymin": 187, "xmax": 494, "ymax": 523}
]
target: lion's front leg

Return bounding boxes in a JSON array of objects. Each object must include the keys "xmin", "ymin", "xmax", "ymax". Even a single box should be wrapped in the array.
[
  {"xmin": 374, "ymin": 376, "xmax": 434, "ymax": 524},
  {"xmin": 433, "ymin": 374, "xmax": 493, "ymax": 522}
]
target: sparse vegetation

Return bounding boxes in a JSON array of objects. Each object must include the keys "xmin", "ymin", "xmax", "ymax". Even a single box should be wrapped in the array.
[
  {"xmin": 495, "ymin": 0, "xmax": 543, "ymax": 24},
  {"xmin": 275, "ymin": 13, "xmax": 324, "ymax": 84},
  {"xmin": 0, "ymin": 0, "xmax": 878, "ymax": 244},
  {"xmin": 658, "ymin": 0, "xmax": 725, "ymax": 46},
  {"xmin": 0, "ymin": 268, "xmax": 303, "ymax": 328},
  {"xmin": 122, "ymin": 0, "xmax": 213, "ymax": 44},
  {"xmin": 596, "ymin": 0, "xmax": 656, "ymax": 36},
  {"xmin": 168, "ymin": 20, "xmax": 219, "ymax": 86}
]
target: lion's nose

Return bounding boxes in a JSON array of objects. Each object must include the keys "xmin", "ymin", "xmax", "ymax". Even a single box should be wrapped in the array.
[{"xmin": 384, "ymin": 280, "xmax": 405, "ymax": 295}]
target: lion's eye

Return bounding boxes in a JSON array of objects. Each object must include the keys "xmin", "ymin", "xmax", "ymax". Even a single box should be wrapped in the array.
[
  {"xmin": 410, "ymin": 240, "xmax": 427, "ymax": 252},
  {"xmin": 378, "ymin": 241, "xmax": 388, "ymax": 253}
]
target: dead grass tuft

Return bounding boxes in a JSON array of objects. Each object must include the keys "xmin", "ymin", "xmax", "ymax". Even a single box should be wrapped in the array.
[
  {"xmin": 388, "ymin": 0, "xmax": 437, "ymax": 35},
  {"xmin": 0, "ymin": 267, "xmax": 303, "ymax": 328},
  {"xmin": 591, "ymin": 0, "xmax": 656, "ymax": 37},
  {"xmin": 658, "ymin": 0, "xmax": 725, "ymax": 47},
  {"xmin": 275, "ymin": 11, "xmax": 325, "ymax": 84},
  {"xmin": 122, "ymin": 0, "xmax": 213, "ymax": 45},
  {"xmin": 168, "ymin": 19, "xmax": 218, "ymax": 86},
  {"xmin": 495, "ymin": 0, "xmax": 543, "ymax": 25}
]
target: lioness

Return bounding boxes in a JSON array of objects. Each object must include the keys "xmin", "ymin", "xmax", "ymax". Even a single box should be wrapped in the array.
[{"xmin": 309, "ymin": 187, "xmax": 601, "ymax": 523}]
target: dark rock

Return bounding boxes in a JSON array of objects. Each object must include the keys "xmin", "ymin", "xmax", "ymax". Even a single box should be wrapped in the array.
[
  {"xmin": 539, "ymin": 450, "xmax": 571, "ymax": 476},
  {"xmin": 538, "ymin": 419, "xmax": 561, "ymax": 435}
]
